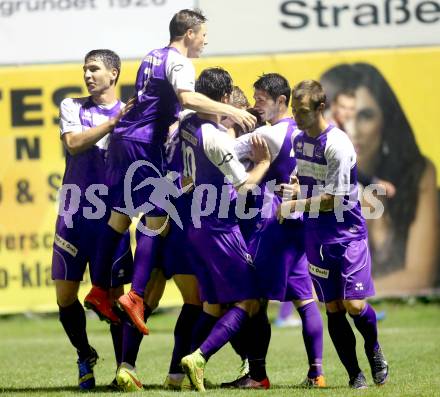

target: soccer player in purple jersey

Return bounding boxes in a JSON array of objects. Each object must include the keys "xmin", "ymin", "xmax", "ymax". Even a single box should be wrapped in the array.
[
  {"xmin": 51, "ymin": 49, "xmax": 133, "ymax": 390},
  {"xmin": 177, "ymin": 67, "xmax": 271, "ymax": 392},
  {"xmin": 222, "ymin": 73, "xmax": 325, "ymax": 389},
  {"xmin": 158, "ymin": 119, "xmax": 203, "ymax": 390},
  {"xmin": 84, "ymin": 9, "xmax": 256, "ymax": 336},
  {"xmin": 278, "ymin": 80, "xmax": 389, "ymax": 389}
]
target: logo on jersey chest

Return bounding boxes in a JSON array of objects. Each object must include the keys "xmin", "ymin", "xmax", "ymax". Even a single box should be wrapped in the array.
[
  {"xmin": 82, "ymin": 110, "xmax": 92, "ymax": 121},
  {"xmin": 314, "ymin": 145, "xmax": 324, "ymax": 159},
  {"xmin": 303, "ymin": 142, "xmax": 315, "ymax": 157}
]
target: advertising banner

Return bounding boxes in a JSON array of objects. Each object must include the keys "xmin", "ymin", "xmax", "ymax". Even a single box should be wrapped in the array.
[
  {"xmin": 1, "ymin": 1, "xmax": 440, "ymax": 64},
  {"xmin": 201, "ymin": 0, "xmax": 440, "ymax": 55},
  {"xmin": 0, "ymin": 0, "xmax": 194, "ymax": 64},
  {"xmin": 0, "ymin": 46, "xmax": 438, "ymax": 312}
]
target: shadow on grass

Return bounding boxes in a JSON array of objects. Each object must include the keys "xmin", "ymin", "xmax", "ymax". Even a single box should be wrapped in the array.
[
  {"xmin": 0, "ymin": 383, "xmax": 351, "ymax": 393},
  {"xmin": 2, "ymin": 384, "xmax": 209, "ymax": 394}
]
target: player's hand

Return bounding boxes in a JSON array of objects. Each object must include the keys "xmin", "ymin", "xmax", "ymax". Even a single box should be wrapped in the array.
[
  {"xmin": 250, "ymin": 135, "xmax": 271, "ymax": 164},
  {"xmin": 182, "ymin": 176, "xmax": 195, "ymax": 193},
  {"xmin": 378, "ymin": 178, "xmax": 396, "ymax": 198},
  {"xmin": 229, "ymin": 107, "xmax": 256, "ymax": 133},
  {"xmin": 276, "ymin": 200, "xmax": 295, "ymax": 224},
  {"xmin": 277, "ymin": 175, "xmax": 300, "ymax": 200},
  {"xmin": 119, "ymin": 96, "xmax": 137, "ymax": 118},
  {"xmin": 111, "ymin": 96, "xmax": 137, "ymax": 127}
]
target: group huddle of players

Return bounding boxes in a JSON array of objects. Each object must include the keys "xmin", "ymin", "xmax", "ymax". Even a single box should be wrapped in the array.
[{"xmin": 51, "ymin": 9, "xmax": 389, "ymax": 393}]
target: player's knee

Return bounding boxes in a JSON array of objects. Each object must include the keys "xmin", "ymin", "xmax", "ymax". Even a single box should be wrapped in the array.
[
  {"xmin": 236, "ymin": 299, "xmax": 260, "ymax": 316},
  {"xmin": 203, "ymin": 303, "xmax": 222, "ymax": 317},
  {"xmin": 109, "ymin": 210, "xmax": 131, "ymax": 233},
  {"xmin": 174, "ymin": 275, "xmax": 201, "ymax": 305},
  {"xmin": 57, "ymin": 292, "xmax": 78, "ymax": 307},
  {"xmin": 180, "ymin": 290, "xmax": 201, "ymax": 306},
  {"xmin": 293, "ymin": 298, "xmax": 314, "ymax": 309},
  {"xmin": 55, "ymin": 280, "xmax": 80, "ymax": 307},
  {"xmin": 343, "ymin": 299, "xmax": 366, "ymax": 315},
  {"xmin": 325, "ymin": 299, "xmax": 345, "ymax": 313},
  {"xmin": 144, "ymin": 215, "xmax": 169, "ymax": 237}
]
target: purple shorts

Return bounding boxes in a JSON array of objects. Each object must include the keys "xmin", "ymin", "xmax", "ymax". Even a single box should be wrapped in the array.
[
  {"xmin": 305, "ymin": 236, "xmax": 375, "ymax": 303},
  {"xmin": 188, "ymin": 225, "xmax": 259, "ymax": 304},
  {"xmin": 51, "ymin": 215, "xmax": 133, "ymax": 287},
  {"xmin": 106, "ymin": 137, "xmax": 167, "ymax": 217},
  {"xmin": 162, "ymin": 222, "xmax": 195, "ymax": 279},
  {"xmin": 248, "ymin": 218, "xmax": 313, "ymax": 302}
]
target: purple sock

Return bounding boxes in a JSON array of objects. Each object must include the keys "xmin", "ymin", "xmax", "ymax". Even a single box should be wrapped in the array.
[
  {"xmin": 191, "ymin": 311, "xmax": 218, "ymax": 353},
  {"xmin": 121, "ymin": 305, "xmax": 153, "ymax": 367},
  {"xmin": 131, "ymin": 227, "xmax": 164, "ymax": 297},
  {"xmin": 297, "ymin": 302, "xmax": 323, "ymax": 378},
  {"xmin": 91, "ymin": 223, "xmax": 124, "ymax": 288},
  {"xmin": 200, "ymin": 307, "xmax": 249, "ymax": 361},
  {"xmin": 247, "ymin": 306, "xmax": 271, "ymax": 381},
  {"xmin": 110, "ymin": 323, "xmax": 123, "ymax": 366},
  {"xmin": 169, "ymin": 304, "xmax": 202, "ymax": 374},
  {"xmin": 350, "ymin": 304, "xmax": 380, "ymax": 353},
  {"xmin": 327, "ymin": 311, "xmax": 361, "ymax": 378},
  {"xmin": 58, "ymin": 300, "xmax": 91, "ymax": 360}
]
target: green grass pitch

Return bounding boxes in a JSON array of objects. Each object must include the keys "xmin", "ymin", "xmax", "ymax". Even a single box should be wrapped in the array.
[{"xmin": 1, "ymin": 302, "xmax": 439, "ymax": 396}]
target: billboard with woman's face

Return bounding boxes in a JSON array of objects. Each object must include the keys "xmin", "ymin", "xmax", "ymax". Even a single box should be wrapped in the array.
[
  {"xmin": 193, "ymin": 47, "xmax": 440, "ymax": 296},
  {"xmin": 320, "ymin": 62, "xmax": 439, "ymax": 295}
]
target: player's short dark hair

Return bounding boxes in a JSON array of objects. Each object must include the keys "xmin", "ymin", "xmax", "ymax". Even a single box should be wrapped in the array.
[
  {"xmin": 333, "ymin": 89, "xmax": 356, "ymax": 103},
  {"xmin": 233, "ymin": 108, "xmax": 265, "ymax": 137},
  {"xmin": 253, "ymin": 73, "xmax": 291, "ymax": 106},
  {"xmin": 84, "ymin": 49, "xmax": 121, "ymax": 85},
  {"xmin": 195, "ymin": 67, "xmax": 233, "ymax": 102},
  {"xmin": 169, "ymin": 9, "xmax": 207, "ymax": 41},
  {"xmin": 292, "ymin": 80, "xmax": 326, "ymax": 110}
]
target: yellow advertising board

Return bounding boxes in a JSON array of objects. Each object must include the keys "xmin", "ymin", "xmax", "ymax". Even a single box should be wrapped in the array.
[{"xmin": 0, "ymin": 47, "xmax": 439, "ymax": 313}]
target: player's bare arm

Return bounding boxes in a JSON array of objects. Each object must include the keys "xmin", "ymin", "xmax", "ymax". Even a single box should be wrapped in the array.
[
  {"xmin": 237, "ymin": 135, "xmax": 271, "ymax": 192},
  {"xmin": 62, "ymin": 98, "xmax": 135, "ymax": 155},
  {"xmin": 277, "ymin": 175, "xmax": 301, "ymax": 200},
  {"xmin": 277, "ymin": 193, "xmax": 336, "ymax": 222},
  {"xmin": 178, "ymin": 90, "xmax": 256, "ymax": 132}
]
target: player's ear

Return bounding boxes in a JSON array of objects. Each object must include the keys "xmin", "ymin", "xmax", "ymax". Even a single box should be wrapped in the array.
[
  {"xmin": 221, "ymin": 93, "xmax": 231, "ymax": 104},
  {"xmin": 110, "ymin": 68, "xmax": 118, "ymax": 85},
  {"xmin": 186, "ymin": 28, "xmax": 195, "ymax": 40},
  {"xmin": 317, "ymin": 102, "xmax": 325, "ymax": 112},
  {"xmin": 277, "ymin": 95, "xmax": 287, "ymax": 106}
]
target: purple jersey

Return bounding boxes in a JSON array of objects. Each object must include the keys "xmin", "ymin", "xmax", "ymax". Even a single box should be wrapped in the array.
[
  {"xmin": 178, "ymin": 113, "xmax": 248, "ymax": 231},
  {"xmin": 235, "ymin": 118, "xmax": 298, "ymax": 221},
  {"xmin": 114, "ymin": 47, "xmax": 195, "ymax": 144},
  {"xmin": 55, "ymin": 96, "xmax": 132, "ymax": 286},
  {"xmin": 165, "ymin": 116, "xmax": 194, "ymax": 223},
  {"xmin": 59, "ymin": 97, "xmax": 122, "ymax": 201},
  {"xmin": 292, "ymin": 125, "xmax": 367, "ymax": 243}
]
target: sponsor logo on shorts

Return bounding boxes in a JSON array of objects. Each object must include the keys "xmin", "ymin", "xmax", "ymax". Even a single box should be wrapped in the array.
[
  {"xmin": 245, "ymin": 253, "xmax": 253, "ymax": 265},
  {"xmin": 355, "ymin": 282, "xmax": 364, "ymax": 291},
  {"xmin": 309, "ymin": 263, "xmax": 329, "ymax": 279},
  {"xmin": 54, "ymin": 233, "xmax": 78, "ymax": 257}
]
